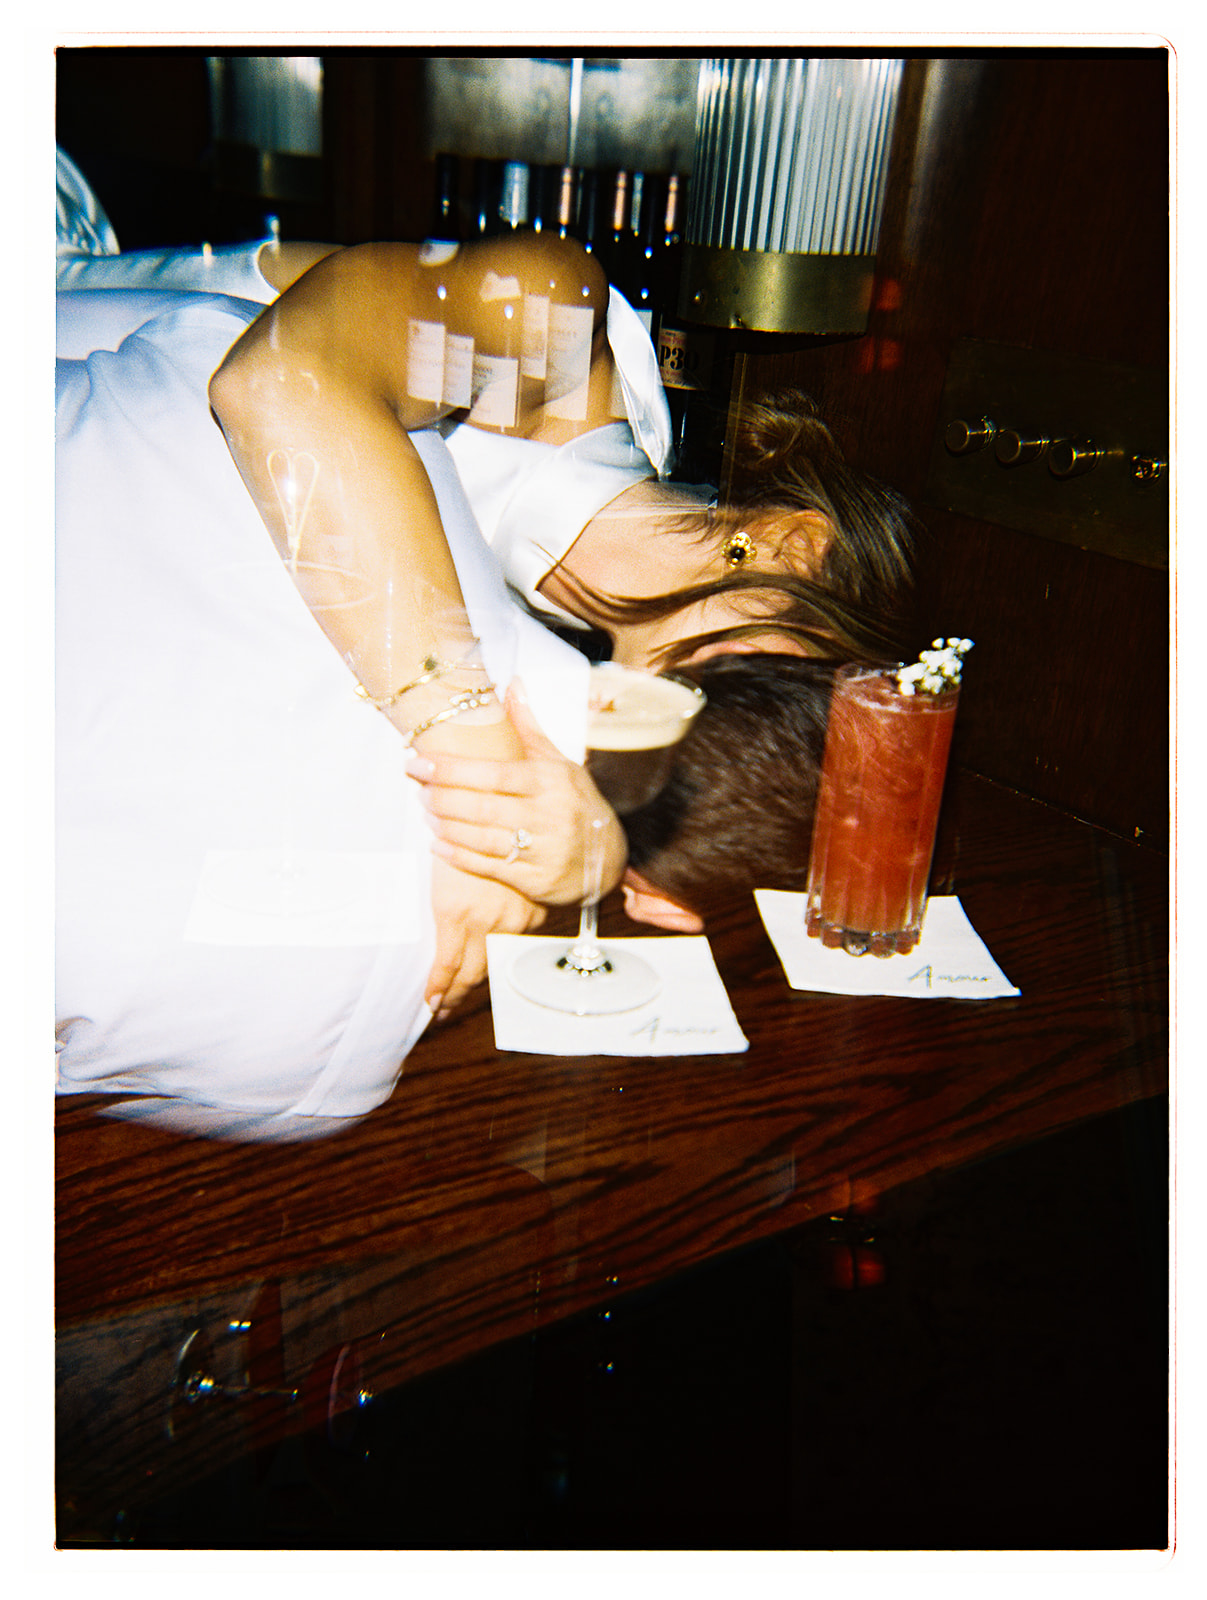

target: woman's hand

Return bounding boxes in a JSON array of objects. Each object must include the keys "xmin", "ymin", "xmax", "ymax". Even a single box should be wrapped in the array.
[
  {"xmin": 408, "ymin": 682, "xmax": 628, "ymax": 908},
  {"xmin": 426, "ymin": 857, "xmax": 546, "ymax": 1019}
]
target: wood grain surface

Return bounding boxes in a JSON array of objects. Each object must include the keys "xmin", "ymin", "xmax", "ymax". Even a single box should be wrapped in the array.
[{"xmin": 55, "ymin": 771, "xmax": 1167, "ymax": 1535}]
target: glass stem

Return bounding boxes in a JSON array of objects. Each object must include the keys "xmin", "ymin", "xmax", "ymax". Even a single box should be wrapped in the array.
[
  {"xmin": 568, "ymin": 899, "xmax": 602, "ymax": 961},
  {"xmin": 563, "ymin": 818, "xmax": 611, "ymax": 975}
]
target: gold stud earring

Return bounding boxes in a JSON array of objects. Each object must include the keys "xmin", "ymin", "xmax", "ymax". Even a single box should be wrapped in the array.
[{"xmin": 723, "ymin": 531, "xmax": 757, "ymax": 568}]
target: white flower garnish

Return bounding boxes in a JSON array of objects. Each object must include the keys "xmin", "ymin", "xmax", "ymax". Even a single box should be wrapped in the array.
[{"xmin": 896, "ymin": 638, "xmax": 973, "ymax": 695}]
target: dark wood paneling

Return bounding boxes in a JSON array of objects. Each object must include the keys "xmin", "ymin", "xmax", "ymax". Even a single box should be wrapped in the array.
[
  {"xmin": 923, "ymin": 507, "xmax": 1168, "ymax": 843},
  {"xmin": 323, "ymin": 53, "xmax": 431, "ymax": 243},
  {"xmin": 737, "ymin": 51, "xmax": 1170, "ymax": 843}
]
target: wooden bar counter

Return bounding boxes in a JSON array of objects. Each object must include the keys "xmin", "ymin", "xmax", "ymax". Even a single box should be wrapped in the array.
[{"xmin": 55, "ymin": 770, "xmax": 1168, "ymax": 1539}]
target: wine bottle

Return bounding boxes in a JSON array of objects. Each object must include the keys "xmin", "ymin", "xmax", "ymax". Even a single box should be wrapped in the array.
[
  {"xmin": 624, "ymin": 170, "xmax": 663, "ymax": 336},
  {"xmin": 654, "ymin": 173, "xmax": 724, "ymax": 482},
  {"xmin": 541, "ymin": 243, "xmax": 599, "ymax": 425},
  {"xmin": 456, "ymin": 162, "xmax": 524, "ymax": 427},
  {"xmin": 551, "ymin": 164, "xmax": 579, "ymax": 240},
  {"xmin": 658, "ymin": 172, "xmax": 685, "ymax": 305},
  {"xmin": 407, "ymin": 154, "xmax": 465, "ymax": 413},
  {"xmin": 604, "ymin": 168, "xmax": 634, "ymax": 290},
  {"xmin": 497, "ymin": 160, "xmax": 531, "ymax": 233},
  {"xmin": 430, "ymin": 152, "xmax": 461, "ymax": 243},
  {"xmin": 528, "ymin": 162, "xmax": 564, "ymax": 236},
  {"xmin": 576, "ymin": 167, "xmax": 605, "ymax": 260},
  {"xmin": 515, "ymin": 166, "xmax": 552, "ymax": 411},
  {"xmin": 472, "ymin": 157, "xmax": 502, "ymax": 238}
]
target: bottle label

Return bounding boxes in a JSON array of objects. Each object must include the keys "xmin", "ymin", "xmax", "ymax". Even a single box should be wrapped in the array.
[
  {"xmin": 521, "ymin": 293, "xmax": 550, "ymax": 381},
  {"xmin": 443, "ymin": 332, "xmax": 474, "ymax": 410},
  {"xmin": 543, "ymin": 302, "xmax": 593, "ymax": 421},
  {"xmin": 658, "ymin": 324, "xmax": 714, "ymax": 393},
  {"xmin": 469, "ymin": 352, "xmax": 519, "ymax": 429},
  {"xmin": 406, "ymin": 318, "xmax": 447, "ymax": 405}
]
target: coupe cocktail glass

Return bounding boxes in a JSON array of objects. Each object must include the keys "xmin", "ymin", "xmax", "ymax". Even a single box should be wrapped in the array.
[
  {"xmin": 805, "ymin": 653, "xmax": 964, "ymax": 957},
  {"xmin": 510, "ymin": 662, "xmax": 705, "ymax": 1015}
]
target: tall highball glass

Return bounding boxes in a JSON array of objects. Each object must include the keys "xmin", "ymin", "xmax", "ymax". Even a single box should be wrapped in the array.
[{"xmin": 805, "ymin": 662, "xmax": 961, "ymax": 958}]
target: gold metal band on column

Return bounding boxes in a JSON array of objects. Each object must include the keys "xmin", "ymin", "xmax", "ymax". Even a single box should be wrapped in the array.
[{"xmin": 678, "ymin": 245, "xmax": 878, "ymax": 335}]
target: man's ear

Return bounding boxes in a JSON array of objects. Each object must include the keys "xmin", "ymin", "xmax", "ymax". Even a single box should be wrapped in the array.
[{"xmin": 621, "ymin": 870, "xmax": 705, "ymax": 934}]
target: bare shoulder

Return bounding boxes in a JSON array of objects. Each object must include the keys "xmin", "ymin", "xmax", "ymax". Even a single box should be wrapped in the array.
[
  {"xmin": 451, "ymin": 233, "xmax": 608, "ymax": 305},
  {"xmin": 257, "ymin": 236, "xmax": 608, "ymax": 313},
  {"xmin": 255, "ymin": 240, "xmax": 342, "ymax": 293}
]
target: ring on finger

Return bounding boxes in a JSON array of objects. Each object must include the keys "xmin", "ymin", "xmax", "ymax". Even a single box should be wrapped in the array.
[{"xmin": 503, "ymin": 826, "xmax": 533, "ymax": 864}]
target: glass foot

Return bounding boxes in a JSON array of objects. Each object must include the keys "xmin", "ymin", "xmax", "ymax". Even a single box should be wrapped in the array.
[{"xmin": 509, "ymin": 941, "xmax": 662, "ymax": 1016}]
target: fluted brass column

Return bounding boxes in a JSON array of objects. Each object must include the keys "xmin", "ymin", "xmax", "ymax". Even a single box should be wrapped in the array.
[{"xmin": 680, "ymin": 58, "xmax": 904, "ymax": 334}]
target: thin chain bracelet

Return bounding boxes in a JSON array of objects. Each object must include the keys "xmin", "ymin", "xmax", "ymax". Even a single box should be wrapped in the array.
[
  {"xmin": 354, "ymin": 647, "xmax": 490, "ymax": 712},
  {"xmin": 354, "ymin": 654, "xmax": 457, "ymax": 712},
  {"xmin": 399, "ymin": 685, "xmax": 498, "ymax": 748}
]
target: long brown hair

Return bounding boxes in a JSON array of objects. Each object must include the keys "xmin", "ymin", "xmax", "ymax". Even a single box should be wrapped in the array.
[{"xmin": 557, "ymin": 388, "xmax": 919, "ymax": 667}]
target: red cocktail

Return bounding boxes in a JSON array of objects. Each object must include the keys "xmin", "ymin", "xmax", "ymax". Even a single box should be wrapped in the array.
[{"xmin": 805, "ymin": 662, "xmax": 961, "ymax": 956}]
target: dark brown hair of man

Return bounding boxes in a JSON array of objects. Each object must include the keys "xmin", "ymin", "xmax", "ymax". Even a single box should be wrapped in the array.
[{"xmin": 623, "ymin": 652, "xmax": 838, "ymax": 913}]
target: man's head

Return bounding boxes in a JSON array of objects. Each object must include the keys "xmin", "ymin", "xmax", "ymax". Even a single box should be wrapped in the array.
[{"xmin": 619, "ymin": 652, "xmax": 836, "ymax": 930}]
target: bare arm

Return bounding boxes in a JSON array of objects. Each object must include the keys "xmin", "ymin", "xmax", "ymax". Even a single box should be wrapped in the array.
[
  {"xmin": 208, "ymin": 237, "xmax": 628, "ymax": 1008},
  {"xmin": 210, "ymin": 242, "xmax": 482, "ymax": 726},
  {"xmin": 208, "ymin": 235, "xmax": 618, "ymax": 718}
]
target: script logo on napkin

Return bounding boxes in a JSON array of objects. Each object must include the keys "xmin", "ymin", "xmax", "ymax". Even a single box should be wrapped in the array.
[{"xmin": 754, "ymin": 893, "xmax": 1020, "ymax": 1000}]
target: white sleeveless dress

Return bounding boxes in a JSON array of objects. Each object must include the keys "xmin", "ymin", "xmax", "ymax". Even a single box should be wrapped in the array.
[
  {"xmin": 55, "ymin": 288, "xmax": 590, "ymax": 1139},
  {"xmin": 53, "ymin": 154, "xmax": 672, "ymax": 1138}
]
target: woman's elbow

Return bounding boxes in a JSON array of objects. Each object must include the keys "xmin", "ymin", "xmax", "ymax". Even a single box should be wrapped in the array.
[
  {"xmin": 208, "ymin": 338, "xmax": 259, "ymax": 434},
  {"xmin": 208, "ymin": 303, "xmax": 294, "ymax": 433}
]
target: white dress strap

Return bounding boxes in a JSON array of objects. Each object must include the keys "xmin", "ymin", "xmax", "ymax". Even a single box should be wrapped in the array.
[
  {"xmin": 441, "ymin": 287, "xmax": 673, "ymax": 622},
  {"xmin": 606, "ymin": 286, "xmax": 673, "ymax": 477}
]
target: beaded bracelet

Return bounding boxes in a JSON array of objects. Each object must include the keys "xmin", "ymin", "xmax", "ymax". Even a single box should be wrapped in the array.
[{"xmin": 399, "ymin": 685, "xmax": 498, "ymax": 748}]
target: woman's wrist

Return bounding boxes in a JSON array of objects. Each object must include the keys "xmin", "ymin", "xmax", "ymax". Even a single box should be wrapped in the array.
[
  {"xmin": 353, "ymin": 642, "xmax": 512, "ymax": 755},
  {"xmin": 405, "ymin": 692, "xmax": 521, "ymax": 763}
]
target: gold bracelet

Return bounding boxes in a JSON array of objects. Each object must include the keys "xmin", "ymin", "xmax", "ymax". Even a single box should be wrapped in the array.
[
  {"xmin": 355, "ymin": 654, "xmax": 456, "ymax": 711},
  {"xmin": 400, "ymin": 685, "xmax": 498, "ymax": 748},
  {"xmin": 355, "ymin": 645, "xmax": 491, "ymax": 712}
]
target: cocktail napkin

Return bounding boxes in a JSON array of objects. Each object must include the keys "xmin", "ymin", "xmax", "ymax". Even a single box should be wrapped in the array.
[
  {"xmin": 754, "ymin": 892, "xmax": 1020, "ymax": 1000},
  {"xmin": 183, "ymin": 848, "xmax": 420, "ymax": 947},
  {"xmin": 486, "ymin": 934, "xmax": 750, "ymax": 1055}
]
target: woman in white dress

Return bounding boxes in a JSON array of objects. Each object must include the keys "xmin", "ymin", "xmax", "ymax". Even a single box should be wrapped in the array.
[
  {"xmin": 56, "ymin": 146, "xmax": 917, "ymax": 678},
  {"xmin": 205, "ymin": 228, "xmax": 920, "ymax": 942},
  {"xmin": 54, "ymin": 155, "xmax": 906, "ymax": 1137},
  {"xmin": 55, "ymin": 271, "xmax": 839, "ymax": 1140}
]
